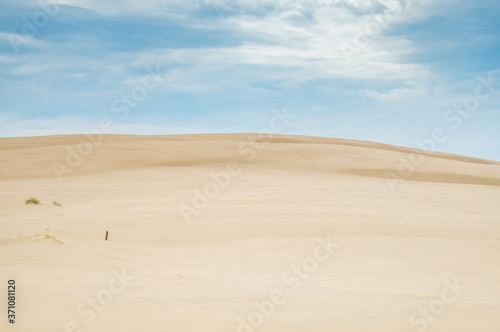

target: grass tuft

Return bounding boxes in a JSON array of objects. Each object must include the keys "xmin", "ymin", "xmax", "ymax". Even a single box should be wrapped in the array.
[
  {"xmin": 25, "ymin": 197, "xmax": 40, "ymax": 205},
  {"xmin": 53, "ymin": 201, "xmax": 62, "ymax": 207}
]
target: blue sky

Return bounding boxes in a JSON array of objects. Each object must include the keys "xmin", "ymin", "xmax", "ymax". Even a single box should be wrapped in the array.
[{"xmin": 0, "ymin": 0, "xmax": 499, "ymax": 160}]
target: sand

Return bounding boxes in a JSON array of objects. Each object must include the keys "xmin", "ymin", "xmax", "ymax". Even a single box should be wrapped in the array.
[{"xmin": 1, "ymin": 133, "xmax": 499, "ymax": 332}]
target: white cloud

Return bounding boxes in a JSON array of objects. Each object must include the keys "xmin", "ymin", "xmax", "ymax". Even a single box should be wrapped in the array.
[
  {"xmin": 123, "ymin": 4, "xmax": 429, "ymax": 90},
  {"xmin": 364, "ymin": 85, "xmax": 429, "ymax": 104},
  {"xmin": 4, "ymin": 0, "xmax": 433, "ymax": 89}
]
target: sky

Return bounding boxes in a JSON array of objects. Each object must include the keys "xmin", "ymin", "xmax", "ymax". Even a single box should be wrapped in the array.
[{"xmin": 0, "ymin": 0, "xmax": 499, "ymax": 160}]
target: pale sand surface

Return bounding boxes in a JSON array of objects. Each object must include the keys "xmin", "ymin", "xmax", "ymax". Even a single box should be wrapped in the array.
[{"xmin": 1, "ymin": 134, "xmax": 500, "ymax": 331}]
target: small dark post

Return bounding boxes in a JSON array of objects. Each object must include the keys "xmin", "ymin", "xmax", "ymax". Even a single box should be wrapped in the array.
[{"xmin": 105, "ymin": 231, "xmax": 109, "ymax": 241}]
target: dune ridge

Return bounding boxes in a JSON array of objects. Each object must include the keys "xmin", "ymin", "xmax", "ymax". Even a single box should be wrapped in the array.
[{"xmin": 1, "ymin": 134, "xmax": 500, "ymax": 332}]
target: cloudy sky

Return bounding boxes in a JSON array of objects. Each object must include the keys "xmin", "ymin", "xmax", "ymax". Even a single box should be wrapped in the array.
[{"xmin": 1, "ymin": 0, "xmax": 499, "ymax": 160}]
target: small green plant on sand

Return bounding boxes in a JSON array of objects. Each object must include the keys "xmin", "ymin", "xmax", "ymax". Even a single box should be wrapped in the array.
[
  {"xmin": 25, "ymin": 197, "xmax": 40, "ymax": 205},
  {"xmin": 53, "ymin": 201, "xmax": 62, "ymax": 207}
]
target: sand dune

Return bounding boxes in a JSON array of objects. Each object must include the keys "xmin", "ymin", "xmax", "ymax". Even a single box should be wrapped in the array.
[{"xmin": 1, "ymin": 134, "xmax": 500, "ymax": 332}]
